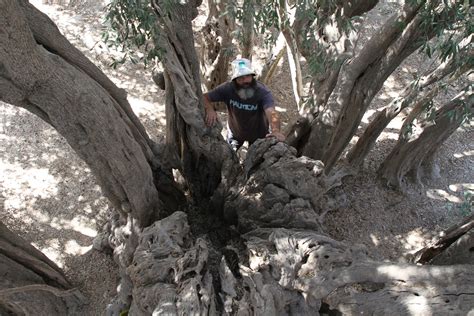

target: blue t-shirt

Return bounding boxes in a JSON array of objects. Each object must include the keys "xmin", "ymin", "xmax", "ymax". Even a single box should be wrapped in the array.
[{"xmin": 207, "ymin": 81, "xmax": 274, "ymax": 143}]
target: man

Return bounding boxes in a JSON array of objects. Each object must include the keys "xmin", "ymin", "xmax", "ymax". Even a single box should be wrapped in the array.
[{"xmin": 204, "ymin": 58, "xmax": 285, "ymax": 151}]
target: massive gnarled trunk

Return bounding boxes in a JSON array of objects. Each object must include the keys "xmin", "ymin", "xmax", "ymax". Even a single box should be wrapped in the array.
[
  {"xmin": 123, "ymin": 212, "xmax": 474, "ymax": 314},
  {"xmin": 110, "ymin": 2, "xmax": 473, "ymax": 312},
  {"xmin": 118, "ymin": 139, "xmax": 474, "ymax": 314},
  {"xmin": 151, "ymin": 0, "xmax": 240, "ymax": 207}
]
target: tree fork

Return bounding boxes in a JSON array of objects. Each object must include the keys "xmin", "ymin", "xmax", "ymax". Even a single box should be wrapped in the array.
[
  {"xmin": 320, "ymin": 6, "xmax": 426, "ymax": 171},
  {"xmin": 320, "ymin": 0, "xmax": 466, "ymax": 171},
  {"xmin": 295, "ymin": 3, "xmax": 420, "ymax": 160},
  {"xmin": 347, "ymin": 53, "xmax": 470, "ymax": 168},
  {"xmin": 281, "ymin": 0, "xmax": 383, "ymax": 155},
  {"xmin": 378, "ymin": 91, "xmax": 473, "ymax": 189},
  {"xmin": 293, "ymin": 0, "xmax": 377, "ymax": 110}
]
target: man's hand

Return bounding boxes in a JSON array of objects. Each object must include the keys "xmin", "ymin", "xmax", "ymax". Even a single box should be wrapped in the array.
[
  {"xmin": 264, "ymin": 107, "xmax": 285, "ymax": 142},
  {"xmin": 204, "ymin": 93, "xmax": 218, "ymax": 126},
  {"xmin": 205, "ymin": 108, "xmax": 218, "ymax": 126},
  {"xmin": 266, "ymin": 131, "xmax": 286, "ymax": 142}
]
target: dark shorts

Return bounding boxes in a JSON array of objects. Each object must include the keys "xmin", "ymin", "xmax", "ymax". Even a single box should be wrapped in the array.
[{"xmin": 226, "ymin": 122, "xmax": 268, "ymax": 151}]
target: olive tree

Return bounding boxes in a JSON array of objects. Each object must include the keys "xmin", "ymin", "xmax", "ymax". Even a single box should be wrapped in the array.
[{"xmin": 1, "ymin": 0, "xmax": 473, "ymax": 314}]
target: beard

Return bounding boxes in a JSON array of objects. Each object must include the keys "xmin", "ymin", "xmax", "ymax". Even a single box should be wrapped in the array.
[{"xmin": 234, "ymin": 79, "xmax": 256, "ymax": 100}]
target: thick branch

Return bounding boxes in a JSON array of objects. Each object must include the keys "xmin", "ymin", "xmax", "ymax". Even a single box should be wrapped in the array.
[
  {"xmin": 413, "ymin": 214, "xmax": 474, "ymax": 264},
  {"xmin": 278, "ymin": 0, "xmax": 304, "ymax": 108},
  {"xmin": 378, "ymin": 91, "xmax": 473, "ymax": 188},
  {"xmin": 0, "ymin": 223, "xmax": 70, "ymax": 289},
  {"xmin": 18, "ymin": 0, "xmax": 155, "ymax": 161},
  {"xmin": 342, "ymin": 0, "xmax": 379, "ymax": 17},
  {"xmin": 260, "ymin": 33, "xmax": 286, "ymax": 84},
  {"xmin": 347, "ymin": 51, "xmax": 470, "ymax": 167},
  {"xmin": 0, "ymin": 285, "xmax": 81, "ymax": 298},
  {"xmin": 319, "ymin": 6, "xmax": 425, "ymax": 171},
  {"xmin": 0, "ymin": 0, "xmax": 162, "ymax": 226},
  {"xmin": 241, "ymin": 0, "xmax": 255, "ymax": 59},
  {"xmin": 199, "ymin": 0, "xmax": 235, "ymax": 90},
  {"xmin": 0, "ymin": 223, "xmax": 86, "ymax": 314}
]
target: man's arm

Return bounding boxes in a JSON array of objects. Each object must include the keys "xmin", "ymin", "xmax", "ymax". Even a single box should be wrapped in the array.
[
  {"xmin": 204, "ymin": 93, "xmax": 218, "ymax": 126},
  {"xmin": 265, "ymin": 107, "xmax": 285, "ymax": 142}
]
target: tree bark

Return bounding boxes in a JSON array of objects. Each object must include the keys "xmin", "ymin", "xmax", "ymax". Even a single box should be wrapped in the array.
[
  {"xmin": 151, "ymin": 0, "xmax": 241, "ymax": 207},
  {"xmin": 241, "ymin": 0, "xmax": 255, "ymax": 59},
  {"xmin": 18, "ymin": 0, "xmax": 153, "ymax": 154},
  {"xmin": 106, "ymin": 139, "xmax": 474, "ymax": 315},
  {"xmin": 378, "ymin": 91, "xmax": 473, "ymax": 189},
  {"xmin": 412, "ymin": 214, "xmax": 474, "ymax": 265},
  {"xmin": 303, "ymin": 3, "xmax": 426, "ymax": 170},
  {"xmin": 293, "ymin": 0, "xmax": 378, "ymax": 111},
  {"xmin": 224, "ymin": 138, "xmax": 327, "ymax": 231},
  {"xmin": 278, "ymin": 0, "xmax": 304, "ymax": 109},
  {"xmin": 347, "ymin": 52, "xmax": 470, "ymax": 168},
  {"xmin": 122, "ymin": 193, "xmax": 474, "ymax": 315},
  {"xmin": 0, "ymin": 223, "xmax": 86, "ymax": 314},
  {"xmin": 342, "ymin": 0, "xmax": 379, "ymax": 17},
  {"xmin": 0, "ymin": 0, "xmax": 189, "ymax": 228},
  {"xmin": 260, "ymin": 32, "xmax": 286, "ymax": 84},
  {"xmin": 198, "ymin": 0, "xmax": 235, "ymax": 90}
]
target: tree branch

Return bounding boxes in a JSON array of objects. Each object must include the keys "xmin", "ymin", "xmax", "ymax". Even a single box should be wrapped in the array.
[
  {"xmin": 17, "ymin": 0, "xmax": 155, "ymax": 159},
  {"xmin": 347, "ymin": 48, "xmax": 471, "ymax": 167},
  {"xmin": 0, "ymin": 285, "xmax": 82, "ymax": 298}
]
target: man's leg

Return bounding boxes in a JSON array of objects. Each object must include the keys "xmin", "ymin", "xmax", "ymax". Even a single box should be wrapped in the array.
[{"xmin": 226, "ymin": 128, "xmax": 242, "ymax": 151}]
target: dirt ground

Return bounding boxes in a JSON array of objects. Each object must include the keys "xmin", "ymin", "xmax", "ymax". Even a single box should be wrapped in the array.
[{"xmin": 1, "ymin": 1, "xmax": 472, "ymax": 315}]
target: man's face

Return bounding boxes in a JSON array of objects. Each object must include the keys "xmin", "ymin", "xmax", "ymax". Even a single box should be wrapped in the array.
[
  {"xmin": 234, "ymin": 75, "xmax": 256, "ymax": 100},
  {"xmin": 235, "ymin": 75, "xmax": 254, "ymax": 88}
]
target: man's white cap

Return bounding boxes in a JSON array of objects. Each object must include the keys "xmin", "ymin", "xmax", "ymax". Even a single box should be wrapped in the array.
[{"xmin": 231, "ymin": 58, "xmax": 256, "ymax": 81}]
